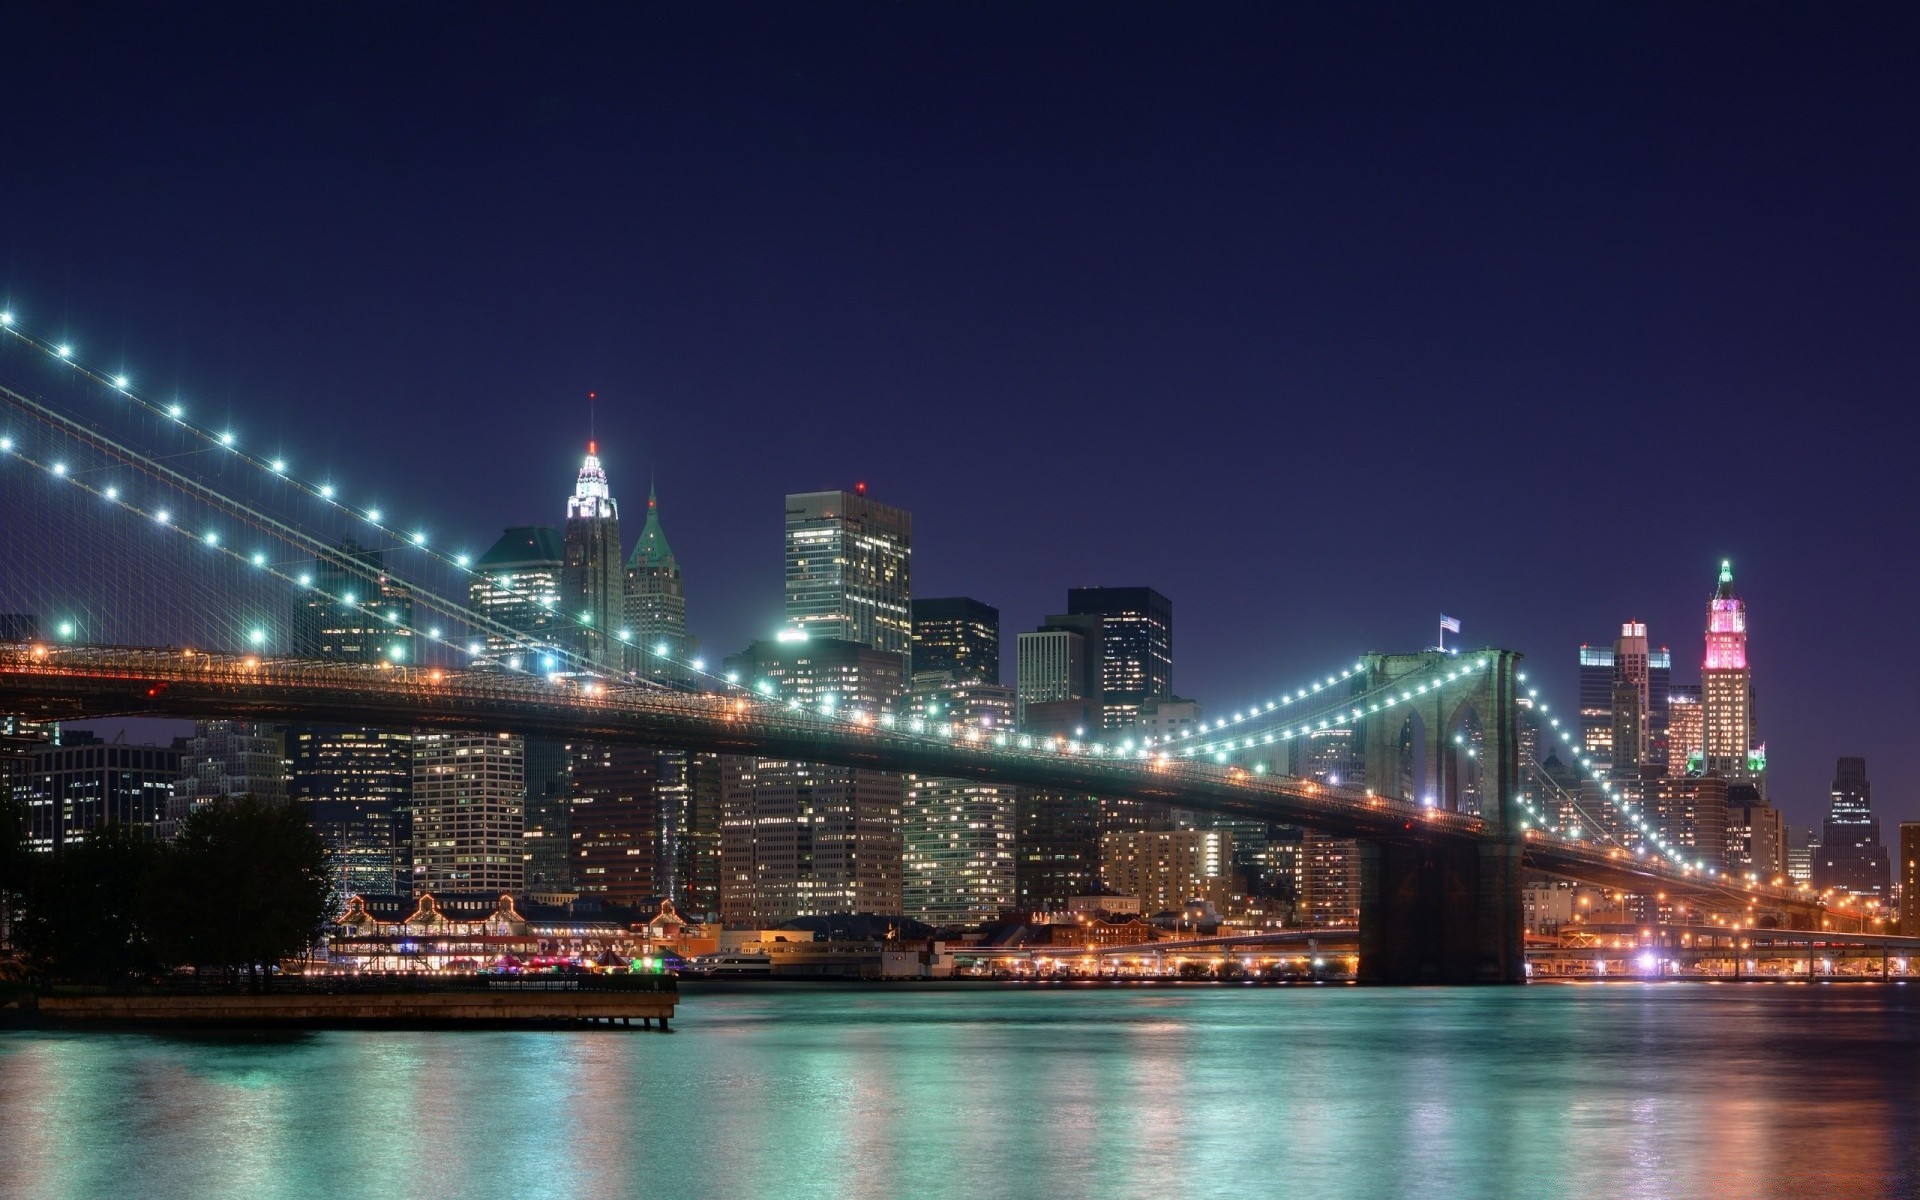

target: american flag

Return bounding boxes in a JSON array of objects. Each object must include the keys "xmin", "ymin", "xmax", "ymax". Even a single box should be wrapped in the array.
[{"xmin": 1439, "ymin": 615, "xmax": 1461, "ymax": 633}]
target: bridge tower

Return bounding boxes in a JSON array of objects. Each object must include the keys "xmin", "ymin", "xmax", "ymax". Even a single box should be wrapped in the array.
[{"xmin": 1355, "ymin": 649, "xmax": 1525, "ymax": 983}]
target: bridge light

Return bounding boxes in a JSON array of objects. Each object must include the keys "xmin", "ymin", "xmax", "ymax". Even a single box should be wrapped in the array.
[
  {"xmin": 50, "ymin": 462, "xmax": 66, "ymax": 476},
  {"xmin": 756, "ymin": 679, "xmax": 774, "ymax": 695},
  {"xmin": 113, "ymin": 374, "xmax": 129, "ymax": 389},
  {"xmin": 365, "ymin": 508, "xmax": 381, "ymax": 522},
  {"xmin": 203, "ymin": 530, "xmax": 219, "ymax": 546},
  {"xmin": 270, "ymin": 458, "xmax": 287, "ymax": 473},
  {"xmin": 103, "ymin": 486, "xmax": 117, "ymax": 500},
  {"xmin": 57, "ymin": 621, "xmax": 74, "ymax": 639},
  {"xmin": 468, "ymin": 642, "xmax": 483, "ymax": 656},
  {"xmin": 455, "ymin": 553, "xmax": 471, "ymax": 568},
  {"xmin": 298, "ymin": 573, "xmax": 314, "ymax": 587},
  {"xmin": 411, "ymin": 531, "xmax": 427, "ymax": 546},
  {"xmin": 341, "ymin": 592, "xmax": 356, "ymax": 606},
  {"xmin": 724, "ymin": 671, "xmax": 739, "ymax": 684},
  {"xmin": 0, "ymin": 437, "xmax": 10, "ymax": 451},
  {"xmin": 248, "ymin": 629, "xmax": 266, "ymax": 646},
  {"xmin": 168, "ymin": 403, "xmax": 185, "ymax": 419},
  {"xmin": 56, "ymin": 344, "xmax": 72, "ymax": 358},
  {"xmin": 617, "ymin": 629, "xmax": 631, "ymax": 641},
  {"xmin": 508, "ymin": 655, "xmax": 523, "ymax": 670},
  {"xmin": 0, "ymin": 311, "xmax": 10, "ymax": 325},
  {"xmin": 218, "ymin": 431, "xmax": 235, "ymax": 447},
  {"xmin": 655, "ymin": 641, "xmax": 670, "ymax": 656},
  {"xmin": 580, "ymin": 610, "xmax": 592, "ymax": 623},
  {"xmin": 250, "ymin": 552, "xmax": 265, "ymax": 567},
  {"xmin": 426, "ymin": 626, "xmax": 441, "ymax": 640},
  {"xmin": 383, "ymin": 610, "xmax": 397, "ymax": 623},
  {"xmin": 691, "ymin": 657, "xmax": 706, "ymax": 671},
  {"xmin": 387, "ymin": 645, "xmax": 405, "ymax": 662},
  {"xmin": 320, "ymin": 484, "xmax": 335, "ymax": 498}
]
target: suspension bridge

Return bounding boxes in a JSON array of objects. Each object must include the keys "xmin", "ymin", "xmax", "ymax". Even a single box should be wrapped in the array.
[{"xmin": 0, "ymin": 306, "xmax": 1892, "ymax": 983}]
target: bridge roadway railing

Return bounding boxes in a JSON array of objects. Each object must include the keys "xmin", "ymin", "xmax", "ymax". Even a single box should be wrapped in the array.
[{"xmin": 1, "ymin": 643, "xmax": 1486, "ymax": 846}]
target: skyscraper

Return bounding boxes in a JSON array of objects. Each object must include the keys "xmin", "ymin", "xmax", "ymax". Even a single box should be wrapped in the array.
[
  {"xmin": 1579, "ymin": 622, "xmax": 1672, "ymax": 774},
  {"xmin": 293, "ymin": 541, "xmax": 415, "ymax": 664},
  {"xmin": 1812, "ymin": 757, "xmax": 1890, "ymax": 904},
  {"xmin": 784, "ymin": 487, "xmax": 912, "ymax": 661},
  {"xmin": 1065, "ymin": 587, "xmax": 1172, "ymax": 728},
  {"xmin": 902, "ymin": 672, "xmax": 1018, "ymax": 928},
  {"xmin": 562, "ymin": 441, "xmax": 623, "ymax": 669},
  {"xmin": 1900, "ymin": 824, "xmax": 1919, "ymax": 938},
  {"xmin": 1015, "ymin": 627, "xmax": 1086, "ymax": 727},
  {"xmin": 1666, "ymin": 685, "xmax": 1703, "ymax": 777},
  {"xmin": 624, "ymin": 482, "xmax": 688, "ymax": 679},
  {"xmin": 571, "ymin": 743, "xmax": 669, "ymax": 908},
  {"xmin": 291, "ymin": 726, "xmax": 412, "ymax": 899},
  {"xmin": 411, "ymin": 732, "xmax": 524, "ymax": 895},
  {"xmin": 719, "ymin": 636, "xmax": 908, "ymax": 924},
  {"xmin": 1701, "ymin": 561, "xmax": 1759, "ymax": 787},
  {"xmin": 470, "ymin": 526, "xmax": 566, "ymax": 667},
  {"xmin": 520, "ymin": 736, "xmax": 573, "ymax": 893},
  {"xmin": 911, "ymin": 597, "xmax": 1000, "ymax": 684},
  {"xmin": 171, "ymin": 720, "xmax": 288, "ymax": 836}
]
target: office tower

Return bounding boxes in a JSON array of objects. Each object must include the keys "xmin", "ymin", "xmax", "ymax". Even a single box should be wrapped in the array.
[
  {"xmin": 1580, "ymin": 622, "xmax": 1672, "ymax": 774},
  {"xmin": 1900, "ymin": 824, "xmax": 1920, "ymax": 937},
  {"xmin": 1299, "ymin": 829, "xmax": 1361, "ymax": 927},
  {"xmin": 1645, "ymin": 775, "xmax": 1728, "ymax": 873},
  {"xmin": 1666, "ymin": 685, "xmax": 1703, "ymax": 777},
  {"xmin": 570, "ymin": 743, "xmax": 669, "ymax": 908},
  {"xmin": 1811, "ymin": 757, "xmax": 1891, "ymax": 904},
  {"xmin": 1724, "ymin": 786, "xmax": 1785, "ymax": 882},
  {"xmin": 1065, "ymin": 587, "xmax": 1173, "ymax": 729},
  {"xmin": 901, "ymin": 673, "xmax": 1018, "ymax": 928},
  {"xmin": 469, "ymin": 526, "xmax": 566, "ymax": 667},
  {"xmin": 410, "ymin": 732, "xmax": 524, "ymax": 895},
  {"xmin": 19, "ymin": 733, "xmax": 178, "ymax": 851},
  {"xmin": 1015, "ymin": 627, "xmax": 1086, "ymax": 727},
  {"xmin": 521, "ymin": 737, "xmax": 573, "ymax": 893},
  {"xmin": 1099, "ymin": 829, "xmax": 1233, "ymax": 915},
  {"xmin": 1577, "ymin": 643, "xmax": 1616, "ymax": 765},
  {"xmin": 624, "ymin": 482, "xmax": 689, "ymax": 680},
  {"xmin": 661, "ymin": 751, "xmax": 723, "ymax": 917},
  {"xmin": 911, "ymin": 597, "xmax": 1000, "ymax": 684},
  {"xmin": 719, "ymin": 636, "xmax": 908, "ymax": 924},
  {"xmin": 784, "ymin": 487, "xmax": 912, "ymax": 661},
  {"xmin": 1787, "ymin": 825, "xmax": 1816, "ymax": 886},
  {"xmin": 172, "ymin": 720, "xmax": 288, "ymax": 834},
  {"xmin": 562, "ymin": 441, "xmax": 624, "ymax": 669},
  {"xmin": 1701, "ymin": 561, "xmax": 1759, "ymax": 786},
  {"xmin": 293, "ymin": 540, "xmax": 415, "ymax": 664},
  {"xmin": 291, "ymin": 725, "xmax": 413, "ymax": 899},
  {"xmin": 1612, "ymin": 621, "xmax": 1650, "ymax": 768}
]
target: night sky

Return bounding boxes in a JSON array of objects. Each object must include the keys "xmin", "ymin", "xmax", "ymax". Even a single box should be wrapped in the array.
[{"xmin": 3, "ymin": 5, "xmax": 1917, "ymax": 827}]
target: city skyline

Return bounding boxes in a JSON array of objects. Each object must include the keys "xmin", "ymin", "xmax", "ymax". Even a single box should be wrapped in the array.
[{"xmin": 4, "ymin": 6, "xmax": 1916, "ymax": 829}]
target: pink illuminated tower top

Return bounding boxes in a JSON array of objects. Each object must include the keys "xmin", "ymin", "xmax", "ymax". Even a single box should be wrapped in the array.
[{"xmin": 1704, "ymin": 559, "xmax": 1746, "ymax": 671}]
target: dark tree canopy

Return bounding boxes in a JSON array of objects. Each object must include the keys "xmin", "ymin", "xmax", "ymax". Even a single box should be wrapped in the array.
[{"xmin": 11, "ymin": 823, "xmax": 163, "ymax": 984}]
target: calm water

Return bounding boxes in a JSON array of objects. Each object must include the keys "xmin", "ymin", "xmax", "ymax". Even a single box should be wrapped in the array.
[{"xmin": 2, "ymin": 982, "xmax": 1916, "ymax": 1199}]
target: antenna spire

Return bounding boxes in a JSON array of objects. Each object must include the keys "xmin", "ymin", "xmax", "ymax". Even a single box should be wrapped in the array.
[{"xmin": 588, "ymin": 391, "xmax": 597, "ymax": 456}]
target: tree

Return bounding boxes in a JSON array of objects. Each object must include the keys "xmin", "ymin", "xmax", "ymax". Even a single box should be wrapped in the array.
[
  {"xmin": 11, "ymin": 823, "xmax": 164, "ymax": 984},
  {"xmin": 143, "ymin": 795, "xmax": 333, "ymax": 981}
]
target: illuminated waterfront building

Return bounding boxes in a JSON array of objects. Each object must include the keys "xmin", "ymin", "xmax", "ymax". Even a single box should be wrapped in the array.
[
  {"xmin": 411, "ymin": 732, "xmax": 524, "ymax": 895},
  {"xmin": 1811, "ymin": 757, "xmax": 1890, "ymax": 904},
  {"xmin": 562, "ymin": 441, "xmax": 624, "ymax": 669},
  {"xmin": 469, "ymin": 526, "xmax": 565, "ymax": 667},
  {"xmin": 1701, "ymin": 561, "xmax": 1760, "ymax": 787},
  {"xmin": 1099, "ymin": 828, "xmax": 1233, "ymax": 915},
  {"xmin": 291, "ymin": 725, "xmax": 413, "ymax": 900},
  {"xmin": 624, "ymin": 482, "xmax": 689, "ymax": 680},
  {"xmin": 784, "ymin": 487, "xmax": 912, "ymax": 663},
  {"xmin": 911, "ymin": 597, "xmax": 1000, "ymax": 685},
  {"xmin": 571, "ymin": 743, "xmax": 669, "ymax": 908}
]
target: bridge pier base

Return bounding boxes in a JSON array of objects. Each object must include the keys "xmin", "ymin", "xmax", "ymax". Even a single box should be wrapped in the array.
[{"xmin": 1357, "ymin": 837, "xmax": 1525, "ymax": 984}]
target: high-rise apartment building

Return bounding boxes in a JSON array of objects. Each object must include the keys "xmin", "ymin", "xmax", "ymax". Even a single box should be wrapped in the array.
[
  {"xmin": 562, "ymin": 442, "xmax": 624, "ymax": 669},
  {"xmin": 661, "ymin": 751, "xmax": 723, "ymax": 917},
  {"xmin": 911, "ymin": 597, "xmax": 999, "ymax": 685},
  {"xmin": 18, "ymin": 733, "xmax": 178, "ymax": 852},
  {"xmin": 902, "ymin": 672, "xmax": 1018, "ymax": 928},
  {"xmin": 624, "ymin": 483, "xmax": 689, "ymax": 679},
  {"xmin": 1578, "ymin": 623, "xmax": 1673, "ymax": 773},
  {"xmin": 470, "ymin": 526, "xmax": 566, "ymax": 667},
  {"xmin": 171, "ymin": 721, "xmax": 288, "ymax": 839},
  {"xmin": 1811, "ymin": 757, "xmax": 1890, "ymax": 904},
  {"xmin": 719, "ymin": 636, "xmax": 908, "ymax": 924},
  {"xmin": 1701, "ymin": 561, "xmax": 1760, "ymax": 787},
  {"xmin": 293, "ymin": 541, "xmax": 415, "ymax": 664},
  {"xmin": 784, "ymin": 487, "xmax": 912, "ymax": 662},
  {"xmin": 1299, "ymin": 829, "xmax": 1361, "ymax": 927},
  {"xmin": 1649, "ymin": 775, "xmax": 1728, "ymax": 874},
  {"xmin": 1065, "ymin": 587, "xmax": 1172, "ymax": 729},
  {"xmin": 1099, "ymin": 828, "xmax": 1233, "ymax": 915},
  {"xmin": 411, "ymin": 732, "xmax": 524, "ymax": 895}
]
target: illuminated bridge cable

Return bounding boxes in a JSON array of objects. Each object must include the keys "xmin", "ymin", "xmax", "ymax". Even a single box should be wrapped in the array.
[{"xmin": 0, "ymin": 310, "xmax": 705, "ymax": 689}]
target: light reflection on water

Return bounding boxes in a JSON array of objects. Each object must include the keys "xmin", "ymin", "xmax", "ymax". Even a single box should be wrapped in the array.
[{"xmin": 1, "ymin": 983, "xmax": 1915, "ymax": 1199}]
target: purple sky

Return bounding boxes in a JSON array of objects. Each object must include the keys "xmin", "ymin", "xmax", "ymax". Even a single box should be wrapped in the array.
[{"xmin": 4, "ymin": 5, "xmax": 1918, "ymax": 828}]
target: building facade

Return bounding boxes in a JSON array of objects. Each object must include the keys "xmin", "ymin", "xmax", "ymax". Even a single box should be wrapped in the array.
[
  {"xmin": 562, "ymin": 442, "xmax": 624, "ymax": 669},
  {"xmin": 410, "ymin": 732, "xmax": 524, "ymax": 895},
  {"xmin": 570, "ymin": 743, "xmax": 668, "ymax": 908},
  {"xmin": 784, "ymin": 488, "xmax": 912, "ymax": 661},
  {"xmin": 1701, "ymin": 561, "xmax": 1760, "ymax": 788},
  {"xmin": 291, "ymin": 724, "xmax": 412, "ymax": 900},
  {"xmin": 1099, "ymin": 829, "xmax": 1233, "ymax": 915},
  {"xmin": 911, "ymin": 597, "xmax": 1000, "ymax": 685},
  {"xmin": 624, "ymin": 483, "xmax": 689, "ymax": 679},
  {"xmin": 469, "ymin": 525, "xmax": 566, "ymax": 667},
  {"xmin": 18, "ymin": 734, "xmax": 179, "ymax": 852},
  {"xmin": 1064, "ymin": 587, "xmax": 1172, "ymax": 729},
  {"xmin": 1811, "ymin": 757, "xmax": 1890, "ymax": 904}
]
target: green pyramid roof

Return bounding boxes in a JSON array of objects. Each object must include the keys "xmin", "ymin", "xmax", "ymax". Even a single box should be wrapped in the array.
[{"xmin": 627, "ymin": 482, "xmax": 676, "ymax": 568}]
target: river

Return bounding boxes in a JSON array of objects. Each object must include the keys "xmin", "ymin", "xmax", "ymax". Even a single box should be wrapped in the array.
[{"xmin": 1, "ymin": 982, "xmax": 1914, "ymax": 1199}]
